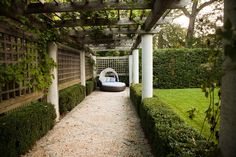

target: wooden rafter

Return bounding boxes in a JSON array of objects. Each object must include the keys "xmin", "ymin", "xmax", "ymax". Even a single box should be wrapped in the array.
[
  {"xmin": 69, "ymin": 29, "xmax": 159, "ymax": 37},
  {"xmin": 53, "ymin": 18, "xmax": 138, "ymax": 27},
  {"xmin": 26, "ymin": 1, "xmax": 151, "ymax": 14},
  {"xmin": 0, "ymin": 0, "xmax": 191, "ymax": 53},
  {"xmin": 131, "ymin": 0, "xmax": 173, "ymax": 50},
  {"xmin": 144, "ymin": 0, "xmax": 173, "ymax": 31}
]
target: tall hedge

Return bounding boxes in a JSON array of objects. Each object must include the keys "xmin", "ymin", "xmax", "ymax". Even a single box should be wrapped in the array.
[
  {"xmin": 0, "ymin": 102, "xmax": 56, "ymax": 157},
  {"xmin": 130, "ymin": 84, "xmax": 216, "ymax": 157},
  {"xmin": 153, "ymin": 48, "xmax": 222, "ymax": 88},
  {"xmin": 59, "ymin": 84, "xmax": 86, "ymax": 115}
]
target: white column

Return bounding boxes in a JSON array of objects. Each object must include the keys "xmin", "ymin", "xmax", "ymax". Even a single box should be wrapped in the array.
[
  {"xmin": 92, "ymin": 55, "xmax": 97, "ymax": 79},
  {"xmin": 132, "ymin": 49, "xmax": 139, "ymax": 84},
  {"xmin": 141, "ymin": 34, "xmax": 153, "ymax": 99},
  {"xmin": 47, "ymin": 42, "xmax": 60, "ymax": 121},
  {"xmin": 129, "ymin": 55, "xmax": 133, "ymax": 86},
  {"xmin": 80, "ymin": 51, "xmax": 86, "ymax": 86}
]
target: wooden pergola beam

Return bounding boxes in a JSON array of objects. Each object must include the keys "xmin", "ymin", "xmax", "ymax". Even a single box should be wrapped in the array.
[
  {"xmin": 74, "ymin": 35, "xmax": 133, "ymax": 44},
  {"xmin": 26, "ymin": 1, "xmax": 151, "ymax": 14},
  {"xmin": 131, "ymin": 0, "xmax": 188, "ymax": 50},
  {"xmin": 144, "ymin": 0, "xmax": 173, "ymax": 31},
  {"xmin": 131, "ymin": 35, "xmax": 141, "ymax": 50},
  {"xmin": 54, "ymin": 18, "xmax": 137, "ymax": 27},
  {"xmin": 69, "ymin": 29, "xmax": 158, "ymax": 37}
]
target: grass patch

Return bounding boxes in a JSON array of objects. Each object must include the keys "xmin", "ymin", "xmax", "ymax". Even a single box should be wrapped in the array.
[{"xmin": 154, "ymin": 88, "xmax": 219, "ymax": 141}]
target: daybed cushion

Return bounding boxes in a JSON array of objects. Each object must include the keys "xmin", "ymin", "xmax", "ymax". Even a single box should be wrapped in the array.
[{"xmin": 100, "ymin": 82, "xmax": 126, "ymax": 92}]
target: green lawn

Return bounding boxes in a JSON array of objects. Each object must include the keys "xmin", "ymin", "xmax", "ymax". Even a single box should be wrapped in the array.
[{"xmin": 154, "ymin": 88, "xmax": 219, "ymax": 141}]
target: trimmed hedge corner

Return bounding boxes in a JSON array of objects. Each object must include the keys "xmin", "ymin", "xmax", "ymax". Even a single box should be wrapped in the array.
[
  {"xmin": 59, "ymin": 84, "xmax": 86, "ymax": 115},
  {"xmin": 0, "ymin": 102, "xmax": 56, "ymax": 157},
  {"xmin": 130, "ymin": 84, "xmax": 216, "ymax": 157},
  {"xmin": 86, "ymin": 80, "xmax": 96, "ymax": 95}
]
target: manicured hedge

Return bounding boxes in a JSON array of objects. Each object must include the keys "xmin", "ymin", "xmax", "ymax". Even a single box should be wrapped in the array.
[
  {"xmin": 59, "ymin": 84, "xmax": 86, "ymax": 115},
  {"xmin": 119, "ymin": 75, "xmax": 129, "ymax": 86},
  {"xmin": 130, "ymin": 83, "xmax": 142, "ymax": 115},
  {"xmin": 153, "ymin": 48, "xmax": 222, "ymax": 88},
  {"xmin": 130, "ymin": 84, "xmax": 215, "ymax": 157},
  {"xmin": 86, "ymin": 80, "xmax": 96, "ymax": 95},
  {"xmin": 0, "ymin": 102, "xmax": 56, "ymax": 157}
]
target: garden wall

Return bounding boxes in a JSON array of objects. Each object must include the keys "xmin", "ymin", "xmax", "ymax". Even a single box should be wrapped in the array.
[
  {"xmin": 152, "ymin": 48, "xmax": 222, "ymax": 88},
  {"xmin": 130, "ymin": 84, "xmax": 216, "ymax": 156}
]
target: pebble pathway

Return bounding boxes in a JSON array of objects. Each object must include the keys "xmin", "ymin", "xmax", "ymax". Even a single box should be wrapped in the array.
[{"xmin": 24, "ymin": 88, "xmax": 153, "ymax": 157}]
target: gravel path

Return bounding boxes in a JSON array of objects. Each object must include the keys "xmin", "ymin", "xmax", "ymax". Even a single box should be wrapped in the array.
[{"xmin": 24, "ymin": 88, "xmax": 153, "ymax": 157}]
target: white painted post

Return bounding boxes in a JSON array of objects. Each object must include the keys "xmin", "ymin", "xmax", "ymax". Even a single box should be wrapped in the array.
[
  {"xmin": 141, "ymin": 34, "xmax": 153, "ymax": 99},
  {"xmin": 47, "ymin": 42, "xmax": 60, "ymax": 121},
  {"xmin": 132, "ymin": 49, "xmax": 139, "ymax": 84},
  {"xmin": 80, "ymin": 51, "xmax": 86, "ymax": 86},
  {"xmin": 92, "ymin": 55, "xmax": 97, "ymax": 79},
  {"xmin": 129, "ymin": 55, "xmax": 133, "ymax": 86}
]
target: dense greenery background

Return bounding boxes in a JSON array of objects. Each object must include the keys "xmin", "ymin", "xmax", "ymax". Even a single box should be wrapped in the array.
[{"xmin": 152, "ymin": 48, "xmax": 222, "ymax": 89}]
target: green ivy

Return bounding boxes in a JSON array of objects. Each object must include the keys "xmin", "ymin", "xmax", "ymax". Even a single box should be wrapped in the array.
[{"xmin": 0, "ymin": 28, "xmax": 58, "ymax": 93}]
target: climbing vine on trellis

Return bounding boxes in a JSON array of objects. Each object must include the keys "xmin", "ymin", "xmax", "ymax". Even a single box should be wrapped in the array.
[{"xmin": 0, "ymin": 28, "xmax": 58, "ymax": 93}]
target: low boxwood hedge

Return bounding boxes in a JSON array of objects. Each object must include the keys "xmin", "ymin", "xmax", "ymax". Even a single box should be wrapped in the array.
[
  {"xmin": 0, "ymin": 102, "xmax": 56, "ymax": 157},
  {"xmin": 130, "ymin": 83, "xmax": 142, "ymax": 115},
  {"xmin": 130, "ymin": 84, "xmax": 216, "ymax": 157},
  {"xmin": 86, "ymin": 80, "xmax": 96, "ymax": 95},
  {"xmin": 59, "ymin": 84, "xmax": 86, "ymax": 115}
]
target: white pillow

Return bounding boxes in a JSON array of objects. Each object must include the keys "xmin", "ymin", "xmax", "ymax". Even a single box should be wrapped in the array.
[
  {"xmin": 106, "ymin": 77, "xmax": 110, "ymax": 82},
  {"xmin": 110, "ymin": 77, "xmax": 116, "ymax": 82}
]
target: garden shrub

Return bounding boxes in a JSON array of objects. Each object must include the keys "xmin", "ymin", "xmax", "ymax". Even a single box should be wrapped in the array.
[
  {"xmin": 0, "ymin": 102, "xmax": 56, "ymax": 157},
  {"xmin": 130, "ymin": 84, "xmax": 216, "ymax": 157},
  {"xmin": 153, "ymin": 48, "xmax": 222, "ymax": 88},
  {"xmin": 119, "ymin": 75, "xmax": 129, "ymax": 86},
  {"xmin": 86, "ymin": 80, "xmax": 96, "ymax": 95},
  {"xmin": 130, "ymin": 84, "xmax": 142, "ymax": 115},
  {"xmin": 59, "ymin": 84, "xmax": 86, "ymax": 115}
]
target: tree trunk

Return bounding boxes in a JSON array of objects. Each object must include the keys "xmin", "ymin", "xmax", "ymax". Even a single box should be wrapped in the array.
[
  {"xmin": 158, "ymin": 30, "xmax": 164, "ymax": 48},
  {"xmin": 185, "ymin": 1, "xmax": 198, "ymax": 48},
  {"xmin": 220, "ymin": 0, "xmax": 236, "ymax": 157}
]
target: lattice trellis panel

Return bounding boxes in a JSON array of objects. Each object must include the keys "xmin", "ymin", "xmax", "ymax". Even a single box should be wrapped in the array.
[
  {"xmin": 85, "ymin": 56, "xmax": 93, "ymax": 80},
  {"xmin": 58, "ymin": 48, "xmax": 80, "ymax": 85},
  {"xmin": 96, "ymin": 56, "xmax": 129, "ymax": 76},
  {"xmin": 0, "ymin": 31, "xmax": 38, "ymax": 103}
]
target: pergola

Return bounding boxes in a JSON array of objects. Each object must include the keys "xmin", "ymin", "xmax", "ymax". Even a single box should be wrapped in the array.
[
  {"xmin": 1, "ymin": 0, "xmax": 236, "ymax": 156},
  {"xmin": 0, "ymin": 0, "xmax": 190, "ymax": 100},
  {"xmin": 0, "ymin": 0, "xmax": 189, "ymax": 51}
]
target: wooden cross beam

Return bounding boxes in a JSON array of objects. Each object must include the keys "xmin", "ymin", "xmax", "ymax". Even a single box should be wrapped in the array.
[
  {"xmin": 26, "ymin": 0, "xmax": 190, "ymax": 14},
  {"xmin": 144, "ymin": 0, "xmax": 173, "ymax": 31},
  {"xmin": 131, "ymin": 0, "xmax": 189, "ymax": 50},
  {"xmin": 69, "ymin": 29, "xmax": 159, "ymax": 37},
  {"xmin": 53, "ymin": 18, "xmax": 137, "ymax": 27},
  {"xmin": 26, "ymin": 1, "xmax": 151, "ymax": 14},
  {"xmin": 90, "ymin": 47, "xmax": 131, "ymax": 52}
]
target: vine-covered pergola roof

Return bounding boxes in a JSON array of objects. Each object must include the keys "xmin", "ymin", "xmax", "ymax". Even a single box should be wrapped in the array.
[{"xmin": 0, "ymin": 0, "xmax": 190, "ymax": 52}]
